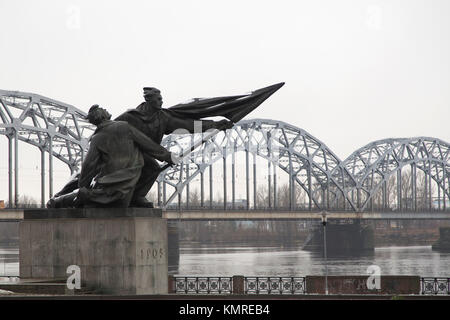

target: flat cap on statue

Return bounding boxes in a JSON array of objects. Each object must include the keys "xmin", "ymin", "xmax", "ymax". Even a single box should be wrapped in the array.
[
  {"xmin": 88, "ymin": 104, "xmax": 100, "ymax": 113},
  {"xmin": 143, "ymin": 87, "xmax": 160, "ymax": 93},
  {"xmin": 84, "ymin": 104, "xmax": 99, "ymax": 119}
]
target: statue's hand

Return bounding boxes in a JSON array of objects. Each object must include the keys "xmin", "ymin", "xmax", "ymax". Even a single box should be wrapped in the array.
[
  {"xmin": 166, "ymin": 152, "xmax": 181, "ymax": 166},
  {"xmin": 216, "ymin": 119, "xmax": 234, "ymax": 130}
]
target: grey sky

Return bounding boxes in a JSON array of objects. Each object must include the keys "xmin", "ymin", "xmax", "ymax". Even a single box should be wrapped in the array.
[{"xmin": 1, "ymin": 0, "xmax": 449, "ymax": 201}]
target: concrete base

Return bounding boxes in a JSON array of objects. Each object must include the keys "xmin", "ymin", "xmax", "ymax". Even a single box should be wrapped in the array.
[{"xmin": 19, "ymin": 208, "xmax": 168, "ymax": 295}]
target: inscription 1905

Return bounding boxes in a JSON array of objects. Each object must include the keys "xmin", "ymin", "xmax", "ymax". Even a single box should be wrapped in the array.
[{"xmin": 139, "ymin": 246, "xmax": 164, "ymax": 262}]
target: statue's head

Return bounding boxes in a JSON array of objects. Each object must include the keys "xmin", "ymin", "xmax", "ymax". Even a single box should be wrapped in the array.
[
  {"xmin": 143, "ymin": 87, "xmax": 163, "ymax": 109},
  {"xmin": 86, "ymin": 104, "xmax": 111, "ymax": 126}
]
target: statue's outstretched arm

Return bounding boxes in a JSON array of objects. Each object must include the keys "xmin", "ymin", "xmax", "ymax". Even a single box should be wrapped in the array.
[{"xmin": 129, "ymin": 125, "xmax": 173, "ymax": 163}]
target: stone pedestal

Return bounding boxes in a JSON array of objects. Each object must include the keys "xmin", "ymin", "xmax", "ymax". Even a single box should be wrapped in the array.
[{"xmin": 19, "ymin": 208, "xmax": 168, "ymax": 295}]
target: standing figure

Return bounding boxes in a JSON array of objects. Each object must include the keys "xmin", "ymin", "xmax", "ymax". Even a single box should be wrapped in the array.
[{"xmin": 115, "ymin": 87, "xmax": 233, "ymax": 207}]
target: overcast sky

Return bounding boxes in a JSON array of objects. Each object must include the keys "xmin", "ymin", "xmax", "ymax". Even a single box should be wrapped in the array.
[{"xmin": 1, "ymin": 0, "xmax": 449, "ymax": 201}]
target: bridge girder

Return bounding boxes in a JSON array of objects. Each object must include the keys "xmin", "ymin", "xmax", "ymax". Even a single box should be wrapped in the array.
[
  {"xmin": 341, "ymin": 137, "xmax": 450, "ymax": 211},
  {"xmin": 157, "ymin": 119, "xmax": 358, "ymax": 211}
]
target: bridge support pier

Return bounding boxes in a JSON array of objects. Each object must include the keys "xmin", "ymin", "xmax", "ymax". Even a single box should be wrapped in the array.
[
  {"xmin": 432, "ymin": 227, "xmax": 450, "ymax": 252},
  {"xmin": 303, "ymin": 220, "xmax": 374, "ymax": 254}
]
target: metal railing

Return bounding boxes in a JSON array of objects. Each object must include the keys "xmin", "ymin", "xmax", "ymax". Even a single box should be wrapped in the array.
[
  {"xmin": 175, "ymin": 276, "xmax": 233, "ymax": 294},
  {"xmin": 245, "ymin": 277, "xmax": 306, "ymax": 294},
  {"xmin": 164, "ymin": 206, "xmax": 450, "ymax": 213},
  {"xmin": 421, "ymin": 278, "xmax": 450, "ymax": 295},
  {"xmin": 174, "ymin": 276, "xmax": 450, "ymax": 295},
  {"xmin": 173, "ymin": 276, "xmax": 306, "ymax": 294}
]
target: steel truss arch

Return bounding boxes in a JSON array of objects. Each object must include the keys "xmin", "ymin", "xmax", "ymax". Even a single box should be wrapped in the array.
[
  {"xmin": 157, "ymin": 118, "xmax": 357, "ymax": 210},
  {"xmin": 0, "ymin": 90, "xmax": 94, "ymax": 206},
  {"xmin": 341, "ymin": 137, "xmax": 450, "ymax": 211},
  {"xmin": 1, "ymin": 90, "xmax": 449, "ymax": 213}
]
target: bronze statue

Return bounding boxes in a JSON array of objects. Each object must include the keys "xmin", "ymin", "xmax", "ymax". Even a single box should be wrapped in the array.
[{"xmin": 48, "ymin": 83, "xmax": 284, "ymax": 208}]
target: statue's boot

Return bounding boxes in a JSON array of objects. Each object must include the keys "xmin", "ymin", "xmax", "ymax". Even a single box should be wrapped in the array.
[
  {"xmin": 46, "ymin": 191, "xmax": 79, "ymax": 208},
  {"xmin": 130, "ymin": 197, "xmax": 154, "ymax": 208},
  {"xmin": 130, "ymin": 155, "xmax": 160, "ymax": 208}
]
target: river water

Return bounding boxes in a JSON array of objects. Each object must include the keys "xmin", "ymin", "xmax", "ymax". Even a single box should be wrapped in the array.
[
  {"xmin": 0, "ymin": 247, "xmax": 19, "ymax": 278},
  {"xmin": 173, "ymin": 245, "xmax": 450, "ymax": 277},
  {"xmin": 1, "ymin": 245, "xmax": 449, "ymax": 278}
]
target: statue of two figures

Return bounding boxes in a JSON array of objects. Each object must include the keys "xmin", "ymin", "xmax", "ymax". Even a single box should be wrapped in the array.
[
  {"xmin": 48, "ymin": 87, "xmax": 233, "ymax": 208},
  {"xmin": 48, "ymin": 83, "xmax": 284, "ymax": 208}
]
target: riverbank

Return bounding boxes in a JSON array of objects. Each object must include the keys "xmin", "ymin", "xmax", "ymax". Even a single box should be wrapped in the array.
[{"xmin": 1, "ymin": 293, "xmax": 450, "ymax": 300}]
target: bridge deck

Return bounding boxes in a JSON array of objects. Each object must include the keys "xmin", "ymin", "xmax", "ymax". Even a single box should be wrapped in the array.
[
  {"xmin": 1, "ymin": 209, "xmax": 450, "ymax": 221},
  {"xmin": 162, "ymin": 210, "xmax": 450, "ymax": 220}
]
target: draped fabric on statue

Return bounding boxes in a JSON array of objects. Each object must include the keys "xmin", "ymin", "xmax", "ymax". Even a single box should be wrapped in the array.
[{"xmin": 167, "ymin": 82, "xmax": 284, "ymax": 122}]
